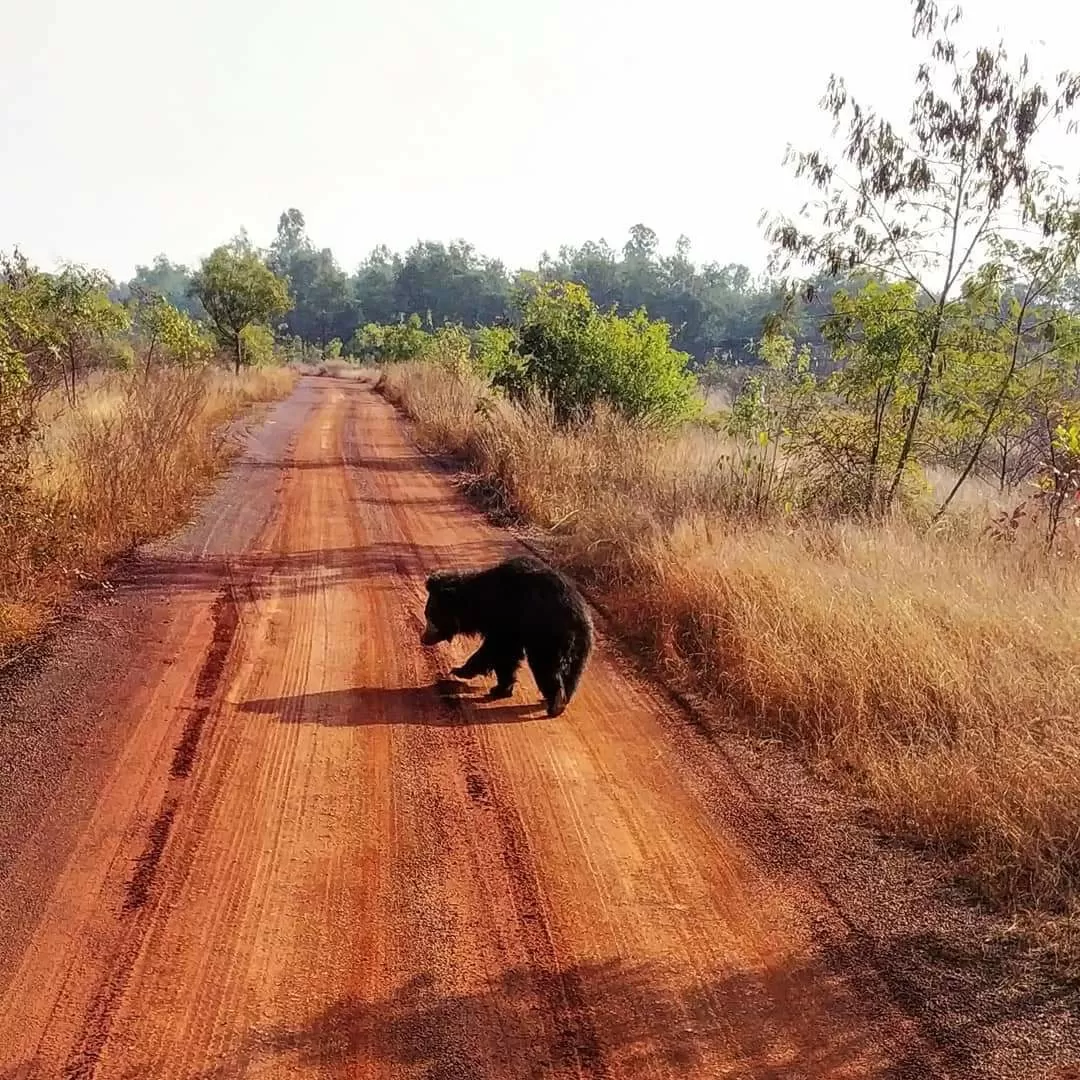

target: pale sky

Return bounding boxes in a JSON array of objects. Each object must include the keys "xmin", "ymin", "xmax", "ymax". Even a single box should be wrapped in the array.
[{"xmin": 2, "ymin": 0, "xmax": 1077, "ymax": 280}]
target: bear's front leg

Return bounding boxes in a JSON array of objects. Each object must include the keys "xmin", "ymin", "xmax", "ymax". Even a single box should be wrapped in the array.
[{"xmin": 452, "ymin": 640, "xmax": 495, "ymax": 680}]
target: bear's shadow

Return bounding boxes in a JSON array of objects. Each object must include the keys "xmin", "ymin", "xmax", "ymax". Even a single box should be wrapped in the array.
[{"xmin": 238, "ymin": 679, "xmax": 547, "ymax": 727}]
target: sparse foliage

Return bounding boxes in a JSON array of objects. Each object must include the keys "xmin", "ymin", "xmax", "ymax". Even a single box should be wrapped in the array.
[
  {"xmin": 767, "ymin": 0, "xmax": 1080, "ymax": 513},
  {"xmin": 134, "ymin": 292, "xmax": 215, "ymax": 375}
]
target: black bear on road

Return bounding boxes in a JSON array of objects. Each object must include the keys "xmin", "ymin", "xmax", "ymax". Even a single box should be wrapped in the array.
[{"xmin": 420, "ymin": 555, "xmax": 594, "ymax": 717}]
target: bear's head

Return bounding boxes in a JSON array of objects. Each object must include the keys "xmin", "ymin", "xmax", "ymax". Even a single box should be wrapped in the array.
[{"xmin": 420, "ymin": 570, "xmax": 464, "ymax": 646}]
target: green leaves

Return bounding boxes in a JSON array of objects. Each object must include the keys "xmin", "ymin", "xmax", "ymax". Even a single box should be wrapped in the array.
[
  {"xmin": 239, "ymin": 324, "xmax": 276, "ymax": 368},
  {"xmin": 136, "ymin": 295, "xmax": 214, "ymax": 371}
]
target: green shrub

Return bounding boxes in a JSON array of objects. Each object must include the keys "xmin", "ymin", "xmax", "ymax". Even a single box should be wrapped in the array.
[
  {"xmin": 239, "ymin": 324, "xmax": 277, "ymax": 367},
  {"xmin": 517, "ymin": 282, "xmax": 701, "ymax": 426}
]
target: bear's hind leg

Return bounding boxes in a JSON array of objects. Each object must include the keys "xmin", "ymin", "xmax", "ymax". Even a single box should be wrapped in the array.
[
  {"xmin": 487, "ymin": 642, "xmax": 524, "ymax": 700},
  {"xmin": 525, "ymin": 642, "xmax": 566, "ymax": 717}
]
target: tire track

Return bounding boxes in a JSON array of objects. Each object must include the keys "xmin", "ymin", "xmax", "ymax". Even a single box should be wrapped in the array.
[
  {"xmin": 61, "ymin": 582, "xmax": 244, "ymax": 1079},
  {"xmin": 461, "ymin": 734, "xmax": 610, "ymax": 1078}
]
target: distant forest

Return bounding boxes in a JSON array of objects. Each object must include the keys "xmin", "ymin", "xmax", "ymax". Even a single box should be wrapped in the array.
[{"xmin": 116, "ymin": 211, "xmax": 838, "ymax": 368}]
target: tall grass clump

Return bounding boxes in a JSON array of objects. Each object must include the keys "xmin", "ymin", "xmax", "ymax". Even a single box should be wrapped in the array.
[{"xmin": 0, "ymin": 366, "xmax": 295, "ymax": 657}]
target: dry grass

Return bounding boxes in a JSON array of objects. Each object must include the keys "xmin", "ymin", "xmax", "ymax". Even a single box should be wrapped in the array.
[
  {"xmin": 0, "ymin": 366, "xmax": 295, "ymax": 657},
  {"xmin": 380, "ymin": 360, "xmax": 1080, "ymax": 966}
]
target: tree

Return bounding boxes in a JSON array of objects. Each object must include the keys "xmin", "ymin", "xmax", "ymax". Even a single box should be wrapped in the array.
[
  {"xmin": 929, "ymin": 232, "xmax": 1080, "ymax": 517},
  {"xmin": 268, "ymin": 208, "xmax": 309, "ymax": 273},
  {"xmin": 190, "ymin": 239, "xmax": 292, "ymax": 374},
  {"xmin": 49, "ymin": 266, "xmax": 131, "ymax": 404},
  {"xmin": 290, "ymin": 248, "xmax": 354, "ymax": 345},
  {"xmin": 805, "ymin": 279, "xmax": 928, "ymax": 513},
  {"xmin": 124, "ymin": 255, "xmax": 205, "ymax": 319},
  {"xmin": 623, "ymin": 224, "xmax": 659, "ymax": 262},
  {"xmin": 134, "ymin": 292, "xmax": 214, "ymax": 376},
  {"xmin": 352, "ymin": 246, "xmax": 401, "ymax": 326},
  {"xmin": 239, "ymin": 324, "xmax": 277, "ymax": 367},
  {"xmin": 392, "ymin": 241, "xmax": 511, "ymax": 328},
  {"xmin": 537, "ymin": 229, "xmax": 779, "ymax": 364},
  {"xmin": 768, "ymin": 0, "xmax": 1080, "ymax": 513},
  {"xmin": 268, "ymin": 210, "xmax": 356, "ymax": 349},
  {"xmin": 0, "ymin": 251, "xmax": 61, "ymax": 390}
]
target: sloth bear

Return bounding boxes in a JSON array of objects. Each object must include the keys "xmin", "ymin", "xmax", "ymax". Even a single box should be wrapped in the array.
[{"xmin": 420, "ymin": 555, "xmax": 593, "ymax": 717}]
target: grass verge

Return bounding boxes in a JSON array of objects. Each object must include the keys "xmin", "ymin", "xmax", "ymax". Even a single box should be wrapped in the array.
[
  {"xmin": 0, "ymin": 366, "xmax": 296, "ymax": 659},
  {"xmin": 378, "ymin": 359, "xmax": 1080, "ymax": 970}
]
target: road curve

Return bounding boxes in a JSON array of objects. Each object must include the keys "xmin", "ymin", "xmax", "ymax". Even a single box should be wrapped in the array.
[{"xmin": 0, "ymin": 377, "xmax": 945, "ymax": 1079}]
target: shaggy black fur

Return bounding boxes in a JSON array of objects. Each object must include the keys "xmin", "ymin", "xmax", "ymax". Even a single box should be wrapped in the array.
[{"xmin": 420, "ymin": 555, "xmax": 593, "ymax": 717}]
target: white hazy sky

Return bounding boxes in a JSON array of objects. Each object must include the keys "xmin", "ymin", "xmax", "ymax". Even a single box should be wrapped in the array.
[{"xmin": 1, "ymin": 0, "xmax": 1077, "ymax": 280}]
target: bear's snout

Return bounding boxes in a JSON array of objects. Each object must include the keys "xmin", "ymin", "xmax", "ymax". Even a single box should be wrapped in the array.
[{"xmin": 420, "ymin": 620, "xmax": 442, "ymax": 646}]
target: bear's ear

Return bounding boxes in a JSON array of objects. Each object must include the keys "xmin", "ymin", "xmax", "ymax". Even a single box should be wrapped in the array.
[{"xmin": 426, "ymin": 570, "xmax": 459, "ymax": 594}]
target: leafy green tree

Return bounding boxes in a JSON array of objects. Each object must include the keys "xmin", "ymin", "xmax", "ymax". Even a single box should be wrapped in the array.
[
  {"xmin": 929, "ymin": 233, "xmax": 1080, "ymax": 517},
  {"xmin": 728, "ymin": 333, "xmax": 822, "ymax": 515},
  {"xmin": 0, "ymin": 259, "xmax": 48, "ymax": 530},
  {"xmin": 538, "ymin": 230, "xmax": 781, "ymax": 364},
  {"xmin": 470, "ymin": 325, "xmax": 519, "ymax": 382},
  {"xmin": 1036, "ymin": 410, "xmax": 1080, "ymax": 549},
  {"xmin": 819, "ymin": 280, "xmax": 926, "ymax": 513},
  {"xmin": 347, "ymin": 323, "xmax": 386, "ymax": 362},
  {"xmin": 383, "ymin": 315, "xmax": 431, "ymax": 361},
  {"xmin": 268, "ymin": 208, "xmax": 308, "ymax": 270},
  {"xmin": 768, "ymin": 0, "xmax": 1080, "ymax": 513},
  {"xmin": 352, "ymin": 246, "xmax": 401, "ymax": 326},
  {"xmin": 346, "ymin": 315, "xmax": 431, "ymax": 363},
  {"xmin": 191, "ymin": 239, "xmax": 292, "ymax": 374},
  {"xmin": 538, "ymin": 240, "xmax": 623, "ymax": 313},
  {"xmin": 1, "ymin": 255, "xmax": 129, "ymax": 403},
  {"xmin": 49, "ymin": 266, "xmax": 131, "ymax": 404},
  {"xmin": 391, "ymin": 241, "xmax": 510, "ymax": 327},
  {"xmin": 0, "ymin": 251, "xmax": 60, "ymax": 392}
]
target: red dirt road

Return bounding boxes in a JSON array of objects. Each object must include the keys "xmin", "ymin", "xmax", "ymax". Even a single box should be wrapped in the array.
[{"xmin": 0, "ymin": 378, "xmax": 946, "ymax": 1078}]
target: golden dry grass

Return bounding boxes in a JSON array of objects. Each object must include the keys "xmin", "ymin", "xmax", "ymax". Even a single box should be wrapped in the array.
[
  {"xmin": 0, "ymin": 366, "xmax": 295, "ymax": 657},
  {"xmin": 380, "ymin": 360, "xmax": 1080, "ymax": 966}
]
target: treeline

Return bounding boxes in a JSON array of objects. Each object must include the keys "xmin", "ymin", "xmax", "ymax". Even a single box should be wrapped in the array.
[{"xmin": 116, "ymin": 214, "xmax": 800, "ymax": 367}]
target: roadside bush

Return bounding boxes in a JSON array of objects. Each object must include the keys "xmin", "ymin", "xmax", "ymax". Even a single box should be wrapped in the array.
[
  {"xmin": 239, "ymin": 323, "xmax": 277, "ymax": 367},
  {"xmin": 517, "ymin": 282, "xmax": 701, "ymax": 426}
]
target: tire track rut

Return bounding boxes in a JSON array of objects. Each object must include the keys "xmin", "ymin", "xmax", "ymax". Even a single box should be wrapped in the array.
[{"xmin": 62, "ymin": 581, "xmax": 246, "ymax": 1079}]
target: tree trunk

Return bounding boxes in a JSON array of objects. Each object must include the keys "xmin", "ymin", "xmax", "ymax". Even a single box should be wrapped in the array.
[
  {"xmin": 68, "ymin": 344, "xmax": 78, "ymax": 406},
  {"xmin": 235, "ymin": 333, "xmax": 243, "ymax": 376},
  {"xmin": 933, "ymin": 313, "xmax": 1025, "ymax": 522},
  {"xmin": 144, "ymin": 335, "xmax": 157, "ymax": 382},
  {"xmin": 885, "ymin": 312, "xmax": 944, "ymax": 511}
]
